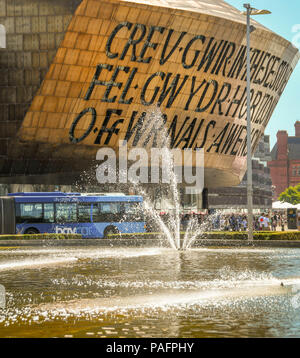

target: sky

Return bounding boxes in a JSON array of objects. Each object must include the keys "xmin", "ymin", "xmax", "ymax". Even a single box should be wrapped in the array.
[{"xmin": 225, "ymin": 0, "xmax": 300, "ymax": 149}]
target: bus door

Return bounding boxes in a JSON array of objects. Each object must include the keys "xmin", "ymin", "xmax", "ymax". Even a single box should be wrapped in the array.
[{"xmin": 0, "ymin": 196, "xmax": 16, "ymax": 234}]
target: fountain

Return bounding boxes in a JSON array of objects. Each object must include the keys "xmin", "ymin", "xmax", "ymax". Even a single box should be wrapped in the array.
[{"xmin": 122, "ymin": 106, "xmax": 219, "ymax": 251}]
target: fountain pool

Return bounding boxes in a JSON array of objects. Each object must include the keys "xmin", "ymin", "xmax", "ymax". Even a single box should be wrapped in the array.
[{"xmin": 1, "ymin": 245, "xmax": 300, "ymax": 338}]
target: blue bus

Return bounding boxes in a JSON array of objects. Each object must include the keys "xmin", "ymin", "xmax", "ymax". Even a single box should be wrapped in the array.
[{"xmin": 0, "ymin": 192, "xmax": 145, "ymax": 238}]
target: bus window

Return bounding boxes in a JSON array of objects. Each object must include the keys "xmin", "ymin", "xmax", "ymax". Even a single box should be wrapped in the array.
[
  {"xmin": 92, "ymin": 204, "xmax": 100, "ymax": 222},
  {"xmin": 123, "ymin": 202, "xmax": 144, "ymax": 221},
  {"xmin": 100, "ymin": 202, "xmax": 121, "ymax": 214},
  {"xmin": 78, "ymin": 203, "xmax": 91, "ymax": 223},
  {"xmin": 55, "ymin": 203, "xmax": 77, "ymax": 222},
  {"xmin": 44, "ymin": 203, "xmax": 54, "ymax": 223},
  {"xmin": 16, "ymin": 203, "xmax": 43, "ymax": 223},
  {"xmin": 92, "ymin": 202, "xmax": 121, "ymax": 222}
]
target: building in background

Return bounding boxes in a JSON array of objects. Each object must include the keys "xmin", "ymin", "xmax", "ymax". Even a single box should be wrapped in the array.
[
  {"xmin": 208, "ymin": 135, "xmax": 273, "ymax": 210},
  {"xmin": 268, "ymin": 121, "xmax": 300, "ymax": 200}
]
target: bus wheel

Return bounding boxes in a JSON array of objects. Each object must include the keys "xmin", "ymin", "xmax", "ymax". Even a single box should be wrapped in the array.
[
  {"xmin": 104, "ymin": 226, "xmax": 119, "ymax": 238},
  {"xmin": 24, "ymin": 228, "xmax": 40, "ymax": 235}
]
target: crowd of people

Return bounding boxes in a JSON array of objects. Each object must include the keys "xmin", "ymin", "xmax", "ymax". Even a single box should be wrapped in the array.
[
  {"xmin": 206, "ymin": 212, "xmax": 287, "ymax": 231},
  {"xmin": 156, "ymin": 211, "xmax": 288, "ymax": 232}
]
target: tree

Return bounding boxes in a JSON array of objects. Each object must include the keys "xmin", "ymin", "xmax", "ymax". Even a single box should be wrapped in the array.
[{"xmin": 278, "ymin": 183, "xmax": 300, "ymax": 204}]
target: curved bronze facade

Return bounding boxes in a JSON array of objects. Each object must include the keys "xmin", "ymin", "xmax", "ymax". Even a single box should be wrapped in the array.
[{"xmin": 1, "ymin": 0, "xmax": 299, "ymax": 187}]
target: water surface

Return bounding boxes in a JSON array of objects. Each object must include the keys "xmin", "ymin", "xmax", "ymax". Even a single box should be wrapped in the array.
[{"xmin": 1, "ymin": 246, "xmax": 300, "ymax": 338}]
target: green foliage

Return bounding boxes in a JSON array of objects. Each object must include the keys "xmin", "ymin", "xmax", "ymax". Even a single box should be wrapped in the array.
[
  {"xmin": 109, "ymin": 231, "xmax": 300, "ymax": 241},
  {"xmin": 2, "ymin": 232, "xmax": 300, "ymax": 241},
  {"xmin": 278, "ymin": 183, "xmax": 300, "ymax": 204},
  {"xmin": 202, "ymin": 231, "xmax": 300, "ymax": 240}
]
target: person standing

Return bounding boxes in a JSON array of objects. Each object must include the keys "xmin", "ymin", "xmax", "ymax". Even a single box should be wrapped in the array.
[
  {"xmin": 280, "ymin": 214, "xmax": 285, "ymax": 231},
  {"xmin": 263, "ymin": 214, "xmax": 270, "ymax": 231},
  {"xmin": 229, "ymin": 214, "xmax": 235, "ymax": 231},
  {"xmin": 258, "ymin": 213, "xmax": 265, "ymax": 231},
  {"xmin": 242, "ymin": 216, "xmax": 248, "ymax": 231},
  {"xmin": 271, "ymin": 215, "xmax": 277, "ymax": 231}
]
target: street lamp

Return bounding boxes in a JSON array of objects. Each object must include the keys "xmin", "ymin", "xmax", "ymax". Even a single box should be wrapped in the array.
[{"xmin": 242, "ymin": 4, "xmax": 271, "ymax": 240}]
